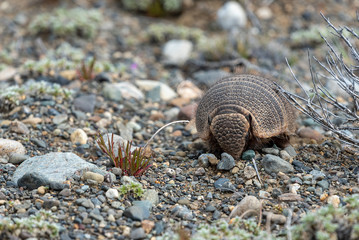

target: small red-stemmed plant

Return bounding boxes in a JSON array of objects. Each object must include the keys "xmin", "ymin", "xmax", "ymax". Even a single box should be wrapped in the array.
[
  {"xmin": 97, "ymin": 120, "xmax": 189, "ymax": 177},
  {"xmin": 96, "ymin": 133, "xmax": 151, "ymax": 177}
]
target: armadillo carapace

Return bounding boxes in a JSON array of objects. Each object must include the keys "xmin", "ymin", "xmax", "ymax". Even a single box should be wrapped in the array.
[{"xmin": 195, "ymin": 74, "xmax": 296, "ymax": 159}]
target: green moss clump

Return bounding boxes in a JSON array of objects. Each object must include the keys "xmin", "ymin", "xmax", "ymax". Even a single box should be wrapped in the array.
[
  {"xmin": 147, "ymin": 23, "xmax": 204, "ymax": 43},
  {"xmin": 122, "ymin": 0, "xmax": 183, "ymax": 16},
  {"xmin": 29, "ymin": 8, "xmax": 103, "ymax": 39},
  {"xmin": 0, "ymin": 210, "xmax": 59, "ymax": 239},
  {"xmin": 119, "ymin": 182, "xmax": 145, "ymax": 198},
  {"xmin": 292, "ymin": 194, "xmax": 359, "ymax": 240},
  {"xmin": 198, "ymin": 36, "xmax": 230, "ymax": 61},
  {"xmin": 290, "ymin": 25, "xmax": 329, "ymax": 48},
  {"xmin": 22, "ymin": 42, "xmax": 116, "ymax": 76}
]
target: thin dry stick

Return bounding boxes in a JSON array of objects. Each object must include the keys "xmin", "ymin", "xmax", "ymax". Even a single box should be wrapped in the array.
[
  {"xmin": 252, "ymin": 158, "xmax": 262, "ymax": 185},
  {"xmin": 286, "ymin": 206, "xmax": 293, "ymax": 240},
  {"xmin": 143, "ymin": 120, "xmax": 190, "ymax": 150}
]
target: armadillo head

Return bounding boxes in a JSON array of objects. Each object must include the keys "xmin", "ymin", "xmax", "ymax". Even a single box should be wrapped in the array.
[{"xmin": 209, "ymin": 113, "xmax": 250, "ymax": 159}]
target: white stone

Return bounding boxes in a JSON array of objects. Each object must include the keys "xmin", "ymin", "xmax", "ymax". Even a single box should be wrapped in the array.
[
  {"xmin": 327, "ymin": 195, "xmax": 340, "ymax": 208},
  {"xmin": 135, "ymin": 80, "xmax": 177, "ymax": 101},
  {"xmin": 217, "ymin": 1, "xmax": 247, "ymax": 30},
  {"xmin": 106, "ymin": 188, "xmax": 119, "ymax": 199},
  {"xmin": 70, "ymin": 129, "xmax": 88, "ymax": 145},
  {"xmin": 107, "ymin": 82, "xmax": 144, "ymax": 101},
  {"xmin": 162, "ymin": 39, "xmax": 193, "ymax": 66},
  {"xmin": 0, "ymin": 138, "xmax": 26, "ymax": 157}
]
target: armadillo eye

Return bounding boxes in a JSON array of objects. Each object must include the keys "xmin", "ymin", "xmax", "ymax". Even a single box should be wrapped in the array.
[{"xmin": 208, "ymin": 115, "xmax": 212, "ymax": 125}]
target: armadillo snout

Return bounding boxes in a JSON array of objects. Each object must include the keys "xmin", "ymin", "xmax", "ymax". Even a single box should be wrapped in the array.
[{"xmin": 209, "ymin": 113, "xmax": 250, "ymax": 159}]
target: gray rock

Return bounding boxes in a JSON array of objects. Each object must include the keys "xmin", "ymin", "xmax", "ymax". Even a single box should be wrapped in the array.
[
  {"xmin": 217, "ymin": 153, "xmax": 235, "ymax": 170},
  {"xmin": 217, "ymin": 1, "xmax": 247, "ymax": 30},
  {"xmin": 133, "ymin": 200, "xmax": 152, "ymax": 211},
  {"xmin": 214, "ymin": 178, "xmax": 236, "ymax": 192},
  {"xmin": 195, "ymin": 167, "xmax": 206, "ymax": 176},
  {"xmin": 142, "ymin": 189, "xmax": 159, "ymax": 206},
  {"xmin": 147, "ymin": 85, "xmax": 161, "ymax": 102},
  {"xmin": 95, "ymin": 72, "xmax": 112, "ymax": 82},
  {"xmin": 130, "ymin": 228, "xmax": 146, "ymax": 240},
  {"xmin": 262, "ymin": 154, "xmax": 294, "ymax": 174},
  {"xmin": 136, "ymin": 80, "xmax": 177, "ymax": 101},
  {"xmin": 192, "ymin": 70, "xmax": 230, "ymax": 90},
  {"xmin": 76, "ymin": 198, "xmax": 95, "ymax": 209},
  {"xmin": 42, "ymin": 199, "xmax": 59, "ymax": 209},
  {"xmin": 13, "ymin": 152, "xmax": 111, "ymax": 190},
  {"xmin": 8, "ymin": 153, "xmax": 28, "ymax": 164},
  {"xmin": 53, "ymin": 114, "xmax": 68, "ymax": 125},
  {"xmin": 103, "ymin": 83, "xmax": 127, "ymax": 102},
  {"xmin": 171, "ymin": 205, "xmax": 193, "ymax": 220},
  {"xmin": 114, "ymin": 82, "xmax": 144, "ymax": 101},
  {"xmin": 123, "ymin": 205, "xmax": 150, "ymax": 221},
  {"xmin": 317, "ymin": 180, "xmax": 329, "ymax": 189},
  {"xmin": 73, "ymin": 94, "xmax": 96, "ymax": 113},
  {"xmin": 284, "ymin": 145, "xmax": 297, "ymax": 157},
  {"xmin": 121, "ymin": 175, "xmax": 141, "ymax": 185},
  {"xmin": 310, "ymin": 170, "xmax": 326, "ymax": 181},
  {"xmin": 31, "ymin": 138, "xmax": 47, "ymax": 148},
  {"xmin": 198, "ymin": 153, "xmax": 216, "ymax": 167},
  {"xmin": 162, "ymin": 39, "xmax": 193, "ymax": 66},
  {"xmin": 241, "ymin": 150, "xmax": 255, "ymax": 160},
  {"xmin": 262, "ymin": 148, "xmax": 279, "ymax": 155},
  {"xmin": 154, "ymin": 221, "xmax": 164, "ymax": 235},
  {"xmin": 9, "ymin": 121, "xmax": 29, "ymax": 134},
  {"xmin": 89, "ymin": 208, "xmax": 104, "ymax": 222}
]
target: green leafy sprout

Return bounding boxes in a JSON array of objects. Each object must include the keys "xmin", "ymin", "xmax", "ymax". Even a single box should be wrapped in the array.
[{"xmin": 119, "ymin": 182, "xmax": 145, "ymax": 198}]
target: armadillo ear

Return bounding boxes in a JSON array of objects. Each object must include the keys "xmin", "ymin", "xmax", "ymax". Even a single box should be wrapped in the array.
[{"xmin": 210, "ymin": 113, "xmax": 250, "ymax": 160}]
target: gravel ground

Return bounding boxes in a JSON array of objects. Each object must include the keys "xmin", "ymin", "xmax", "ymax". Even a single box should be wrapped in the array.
[{"xmin": 0, "ymin": 0, "xmax": 358, "ymax": 239}]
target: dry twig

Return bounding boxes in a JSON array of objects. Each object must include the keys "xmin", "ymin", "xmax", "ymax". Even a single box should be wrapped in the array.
[{"xmin": 277, "ymin": 13, "xmax": 359, "ymax": 147}]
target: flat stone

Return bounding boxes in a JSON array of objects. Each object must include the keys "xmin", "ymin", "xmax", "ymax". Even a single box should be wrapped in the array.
[
  {"xmin": 262, "ymin": 148, "xmax": 279, "ymax": 155},
  {"xmin": 130, "ymin": 228, "xmax": 146, "ymax": 240},
  {"xmin": 262, "ymin": 154, "xmax": 294, "ymax": 174},
  {"xmin": 142, "ymin": 189, "xmax": 159, "ymax": 206},
  {"xmin": 9, "ymin": 121, "xmax": 29, "ymax": 134},
  {"xmin": 8, "ymin": 153, "xmax": 28, "ymax": 164},
  {"xmin": 82, "ymin": 171, "xmax": 104, "ymax": 184},
  {"xmin": 12, "ymin": 152, "xmax": 111, "ymax": 190},
  {"xmin": 73, "ymin": 94, "xmax": 96, "ymax": 113},
  {"xmin": 124, "ymin": 206, "xmax": 150, "ymax": 221},
  {"xmin": 214, "ymin": 178, "xmax": 236, "ymax": 192},
  {"xmin": 106, "ymin": 82, "xmax": 144, "ymax": 101},
  {"xmin": 317, "ymin": 180, "xmax": 329, "ymax": 189},
  {"xmin": 171, "ymin": 205, "xmax": 193, "ymax": 220},
  {"xmin": 136, "ymin": 80, "xmax": 177, "ymax": 101},
  {"xmin": 284, "ymin": 145, "xmax": 297, "ymax": 157},
  {"xmin": 53, "ymin": 114, "xmax": 68, "ymax": 125},
  {"xmin": 278, "ymin": 193, "xmax": 303, "ymax": 202}
]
